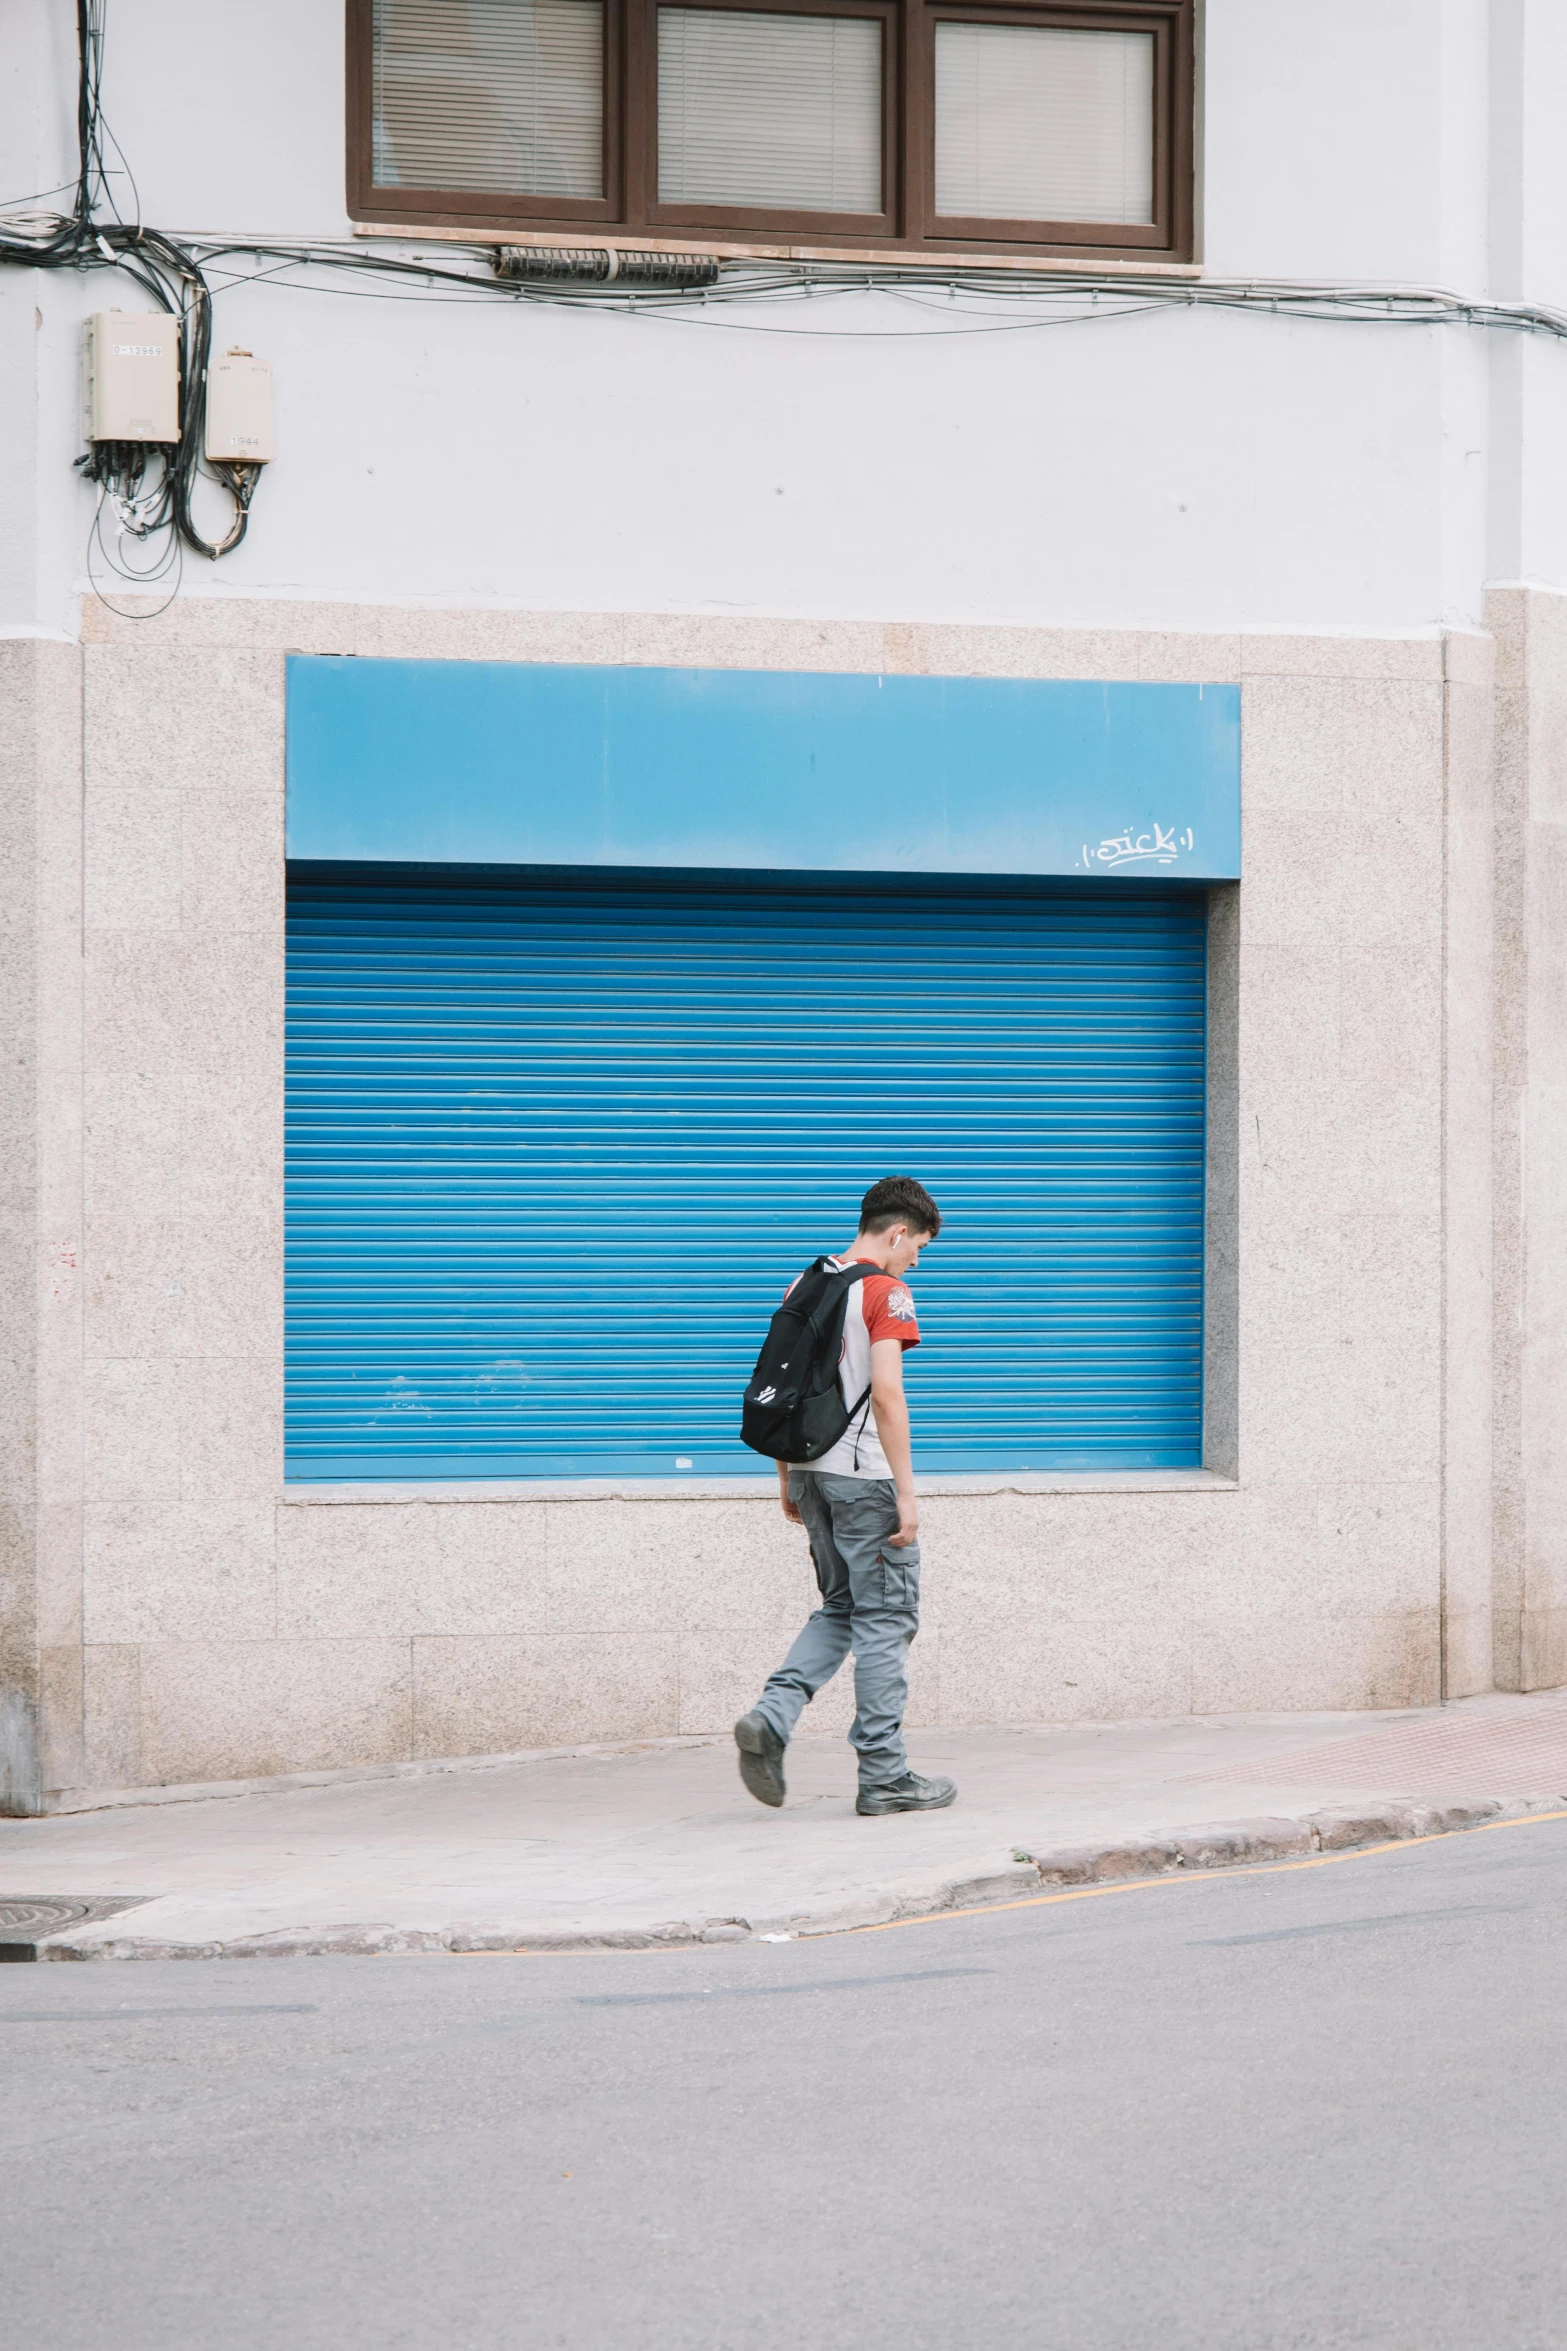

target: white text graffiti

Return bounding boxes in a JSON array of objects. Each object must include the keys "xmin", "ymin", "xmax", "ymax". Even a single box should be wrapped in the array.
[{"xmin": 1079, "ymin": 824, "xmax": 1196, "ymax": 872}]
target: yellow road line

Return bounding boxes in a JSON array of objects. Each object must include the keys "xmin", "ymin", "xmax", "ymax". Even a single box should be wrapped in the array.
[{"xmin": 847, "ymin": 1805, "xmax": 1567, "ymax": 1935}]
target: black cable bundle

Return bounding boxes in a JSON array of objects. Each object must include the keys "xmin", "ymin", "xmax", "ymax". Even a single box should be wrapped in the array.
[{"xmin": 3, "ymin": 1, "xmax": 255, "ymax": 606}]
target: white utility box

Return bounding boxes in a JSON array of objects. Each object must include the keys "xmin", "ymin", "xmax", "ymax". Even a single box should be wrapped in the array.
[
  {"xmin": 204, "ymin": 349, "xmax": 276, "ymax": 463},
  {"xmin": 84, "ymin": 310, "xmax": 179, "ymax": 442}
]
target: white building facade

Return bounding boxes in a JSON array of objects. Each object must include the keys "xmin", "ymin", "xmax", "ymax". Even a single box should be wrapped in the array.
[{"xmin": 4, "ymin": 0, "xmax": 1567, "ymax": 1809}]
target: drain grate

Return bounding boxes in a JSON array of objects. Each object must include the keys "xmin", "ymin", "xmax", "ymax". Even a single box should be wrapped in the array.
[{"xmin": 0, "ymin": 1898, "xmax": 152, "ymax": 1961}]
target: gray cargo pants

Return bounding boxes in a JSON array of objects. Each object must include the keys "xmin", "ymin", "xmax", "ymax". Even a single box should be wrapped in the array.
[{"xmin": 753, "ymin": 1471, "xmax": 920, "ymax": 1790}]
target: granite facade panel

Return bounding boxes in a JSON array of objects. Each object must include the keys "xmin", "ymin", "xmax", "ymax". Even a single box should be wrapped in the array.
[{"xmin": 7, "ymin": 603, "xmax": 1529, "ymax": 1798}]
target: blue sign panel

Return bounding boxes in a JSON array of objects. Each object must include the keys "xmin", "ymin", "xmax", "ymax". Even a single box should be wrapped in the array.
[{"xmin": 286, "ymin": 656, "xmax": 1240, "ymax": 880}]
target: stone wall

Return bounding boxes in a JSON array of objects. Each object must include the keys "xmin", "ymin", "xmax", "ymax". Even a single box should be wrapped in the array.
[
  {"xmin": 0, "ymin": 598, "xmax": 1523, "ymax": 1804},
  {"xmin": 0, "ymin": 638, "xmax": 83, "ymax": 1811},
  {"xmin": 1491, "ymin": 586, "xmax": 1567, "ymax": 1692}
]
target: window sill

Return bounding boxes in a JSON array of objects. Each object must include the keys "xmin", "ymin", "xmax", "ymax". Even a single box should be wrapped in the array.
[
  {"xmin": 280, "ymin": 1470, "xmax": 1237, "ymax": 1504},
  {"xmin": 348, "ymin": 222, "xmax": 1202, "ymax": 278}
]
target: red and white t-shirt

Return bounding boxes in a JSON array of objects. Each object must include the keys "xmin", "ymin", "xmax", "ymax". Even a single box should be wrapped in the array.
[{"xmin": 787, "ymin": 1255, "xmax": 921, "ymax": 1479}]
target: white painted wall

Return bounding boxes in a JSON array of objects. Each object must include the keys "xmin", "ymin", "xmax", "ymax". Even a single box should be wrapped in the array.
[{"xmin": 4, "ymin": 0, "xmax": 1566, "ymax": 634}]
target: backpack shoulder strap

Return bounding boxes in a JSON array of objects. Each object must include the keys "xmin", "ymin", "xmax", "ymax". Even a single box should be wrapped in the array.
[
  {"xmin": 793, "ymin": 1258, "xmax": 880, "ymax": 1342},
  {"xmin": 821, "ymin": 1257, "xmax": 879, "ymax": 1285},
  {"xmin": 788, "ymin": 1255, "xmax": 878, "ymax": 1294}
]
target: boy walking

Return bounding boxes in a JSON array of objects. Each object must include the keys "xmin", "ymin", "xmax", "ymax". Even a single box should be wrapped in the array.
[{"xmin": 734, "ymin": 1176, "xmax": 957, "ymax": 1816}]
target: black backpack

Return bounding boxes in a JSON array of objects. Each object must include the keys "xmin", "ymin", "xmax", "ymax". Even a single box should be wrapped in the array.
[{"xmin": 740, "ymin": 1257, "xmax": 878, "ymax": 1462}]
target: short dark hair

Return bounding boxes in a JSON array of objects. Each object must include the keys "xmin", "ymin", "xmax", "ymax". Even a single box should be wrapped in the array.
[{"xmin": 858, "ymin": 1175, "xmax": 942, "ymax": 1239}]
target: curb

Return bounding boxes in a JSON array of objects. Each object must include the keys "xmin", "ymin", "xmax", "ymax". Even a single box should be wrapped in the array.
[
  {"xmin": 1021, "ymin": 1797, "xmax": 1519, "ymax": 1884},
  {"xmin": 27, "ymin": 1793, "xmax": 1551, "ymax": 1961}
]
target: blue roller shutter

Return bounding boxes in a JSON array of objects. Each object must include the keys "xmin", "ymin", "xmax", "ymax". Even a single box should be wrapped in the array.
[{"xmin": 285, "ymin": 870, "xmax": 1206, "ymax": 1479}]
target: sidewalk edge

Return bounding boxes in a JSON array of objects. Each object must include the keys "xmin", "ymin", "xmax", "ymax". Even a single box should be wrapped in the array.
[{"xmin": 31, "ymin": 1793, "xmax": 1562, "ymax": 1962}]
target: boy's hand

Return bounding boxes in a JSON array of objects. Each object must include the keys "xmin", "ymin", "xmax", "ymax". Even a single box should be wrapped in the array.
[
  {"xmin": 887, "ymin": 1492, "xmax": 919, "ymax": 1547},
  {"xmin": 777, "ymin": 1464, "xmax": 803, "ymax": 1526}
]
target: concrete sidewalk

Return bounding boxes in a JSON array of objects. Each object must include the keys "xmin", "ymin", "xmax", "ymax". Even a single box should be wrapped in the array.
[{"xmin": 4, "ymin": 1687, "xmax": 1567, "ymax": 1958}]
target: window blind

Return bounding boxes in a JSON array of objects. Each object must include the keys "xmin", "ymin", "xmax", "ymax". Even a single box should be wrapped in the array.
[
  {"xmin": 934, "ymin": 23, "xmax": 1154, "ymax": 224},
  {"xmin": 372, "ymin": 0, "xmax": 604, "ymax": 197},
  {"xmin": 657, "ymin": 9, "xmax": 881, "ymax": 213}
]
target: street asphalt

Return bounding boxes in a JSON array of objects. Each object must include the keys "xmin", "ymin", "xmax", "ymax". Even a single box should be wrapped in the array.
[{"xmin": 6, "ymin": 1810, "xmax": 1565, "ymax": 2348}]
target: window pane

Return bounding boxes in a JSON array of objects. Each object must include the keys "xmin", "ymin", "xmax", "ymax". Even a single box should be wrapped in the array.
[
  {"xmin": 372, "ymin": 0, "xmax": 604, "ymax": 198},
  {"xmin": 658, "ymin": 10, "xmax": 882, "ymax": 214},
  {"xmin": 934, "ymin": 24, "xmax": 1154, "ymax": 224}
]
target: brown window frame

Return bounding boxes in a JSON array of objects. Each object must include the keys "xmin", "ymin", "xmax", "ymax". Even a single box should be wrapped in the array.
[{"xmin": 346, "ymin": 0, "xmax": 1193, "ymax": 261}]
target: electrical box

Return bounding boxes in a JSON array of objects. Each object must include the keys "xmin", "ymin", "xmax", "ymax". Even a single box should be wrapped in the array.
[
  {"xmin": 205, "ymin": 349, "xmax": 276, "ymax": 464},
  {"xmin": 84, "ymin": 310, "xmax": 179, "ymax": 443}
]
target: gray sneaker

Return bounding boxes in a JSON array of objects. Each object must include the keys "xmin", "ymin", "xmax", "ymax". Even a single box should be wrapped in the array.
[
  {"xmin": 856, "ymin": 1772, "xmax": 957, "ymax": 1816},
  {"xmin": 734, "ymin": 1711, "xmax": 787, "ymax": 1808}
]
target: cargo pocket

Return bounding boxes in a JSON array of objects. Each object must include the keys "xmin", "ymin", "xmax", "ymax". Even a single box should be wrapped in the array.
[{"xmin": 878, "ymin": 1541, "xmax": 920, "ymax": 1613}]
